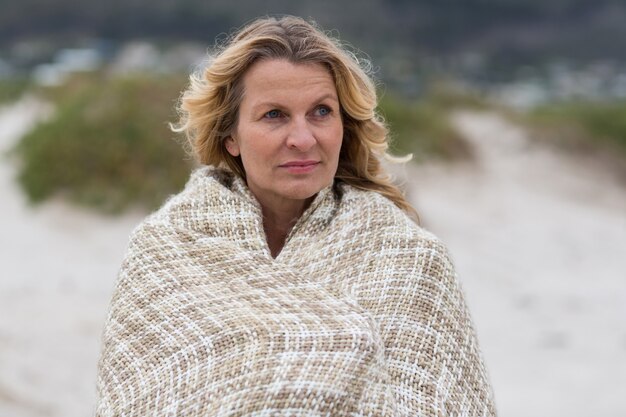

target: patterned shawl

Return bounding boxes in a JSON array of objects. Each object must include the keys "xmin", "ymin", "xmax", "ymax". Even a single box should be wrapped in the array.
[{"xmin": 95, "ymin": 166, "xmax": 497, "ymax": 416}]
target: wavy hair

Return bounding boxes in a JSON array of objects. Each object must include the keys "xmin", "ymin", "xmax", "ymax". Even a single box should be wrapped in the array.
[{"xmin": 172, "ymin": 15, "xmax": 419, "ymax": 223}]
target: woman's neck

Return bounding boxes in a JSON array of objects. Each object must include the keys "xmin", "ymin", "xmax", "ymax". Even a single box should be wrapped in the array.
[{"xmin": 259, "ymin": 197, "xmax": 314, "ymax": 258}]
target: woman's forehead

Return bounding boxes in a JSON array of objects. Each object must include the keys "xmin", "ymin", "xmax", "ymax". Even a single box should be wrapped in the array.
[
  {"xmin": 240, "ymin": 59, "xmax": 338, "ymax": 107},
  {"xmin": 245, "ymin": 59, "xmax": 333, "ymax": 84}
]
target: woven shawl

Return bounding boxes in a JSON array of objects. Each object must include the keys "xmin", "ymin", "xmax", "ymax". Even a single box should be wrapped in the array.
[{"xmin": 95, "ymin": 166, "xmax": 497, "ymax": 417}]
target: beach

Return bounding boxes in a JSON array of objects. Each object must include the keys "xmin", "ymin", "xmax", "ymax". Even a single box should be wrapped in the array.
[
  {"xmin": 1, "ymin": 97, "xmax": 625, "ymax": 417},
  {"xmin": 405, "ymin": 111, "xmax": 626, "ymax": 417}
]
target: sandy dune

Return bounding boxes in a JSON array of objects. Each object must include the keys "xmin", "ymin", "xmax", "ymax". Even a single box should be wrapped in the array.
[
  {"xmin": 404, "ymin": 111, "xmax": 626, "ymax": 417},
  {"xmin": 0, "ymin": 97, "xmax": 143, "ymax": 417},
  {"xmin": 0, "ymin": 97, "xmax": 624, "ymax": 416}
]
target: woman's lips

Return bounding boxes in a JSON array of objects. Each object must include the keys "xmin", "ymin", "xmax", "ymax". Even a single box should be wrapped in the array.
[{"xmin": 279, "ymin": 160, "xmax": 320, "ymax": 174}]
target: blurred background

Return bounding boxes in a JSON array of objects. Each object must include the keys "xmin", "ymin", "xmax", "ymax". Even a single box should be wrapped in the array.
[{"xmin": 1, "ymin": 0, "xmax": 625, "ymax": 416}]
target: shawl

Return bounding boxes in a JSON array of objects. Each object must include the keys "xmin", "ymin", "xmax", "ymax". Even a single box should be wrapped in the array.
[{"xmin": 95, "ymin": 166, "xmax": 497, "ymax": 417}]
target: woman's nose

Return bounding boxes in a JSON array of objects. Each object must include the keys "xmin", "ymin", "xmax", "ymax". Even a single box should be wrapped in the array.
[{"xmin": 285, "ymin": 118, "xmax": 316, "ymax": 150}]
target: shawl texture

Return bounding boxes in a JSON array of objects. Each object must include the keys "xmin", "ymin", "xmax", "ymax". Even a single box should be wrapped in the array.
[{"xmin": 95, "ymin": 166, "xmax": 497, "ymax": 417}]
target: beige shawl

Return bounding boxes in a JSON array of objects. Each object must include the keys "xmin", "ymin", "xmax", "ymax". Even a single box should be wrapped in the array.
[{"xmin": 95, "ymin": 166, "xmax": 497, "ymax": 416}]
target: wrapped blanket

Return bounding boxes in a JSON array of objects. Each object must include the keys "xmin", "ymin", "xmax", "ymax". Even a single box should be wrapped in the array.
[{"xmin": 95, "ymin": 166, "xmax": 497, "ymax": 416}]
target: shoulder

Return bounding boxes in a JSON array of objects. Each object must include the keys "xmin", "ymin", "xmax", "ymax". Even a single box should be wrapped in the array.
[
  {"xmin": 123, "ymin": 166, "xmax": 266, "ymax": 259},
  {"xmin": 337, "ymin": 183, "xmax": 440, "ymax": 239},
  {"xmin": 334, "ymin": 183, "xmax": 454, "ymax": 264},
  {"xmin": 134, "ymin": 165, "xmax": 253, "ymax": 232}
]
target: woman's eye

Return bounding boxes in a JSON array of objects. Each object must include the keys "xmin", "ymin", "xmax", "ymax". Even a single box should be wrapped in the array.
[
  {"xmin": 264, "ymin": 109, "xmax": 282, "ymax": 119},
  {"xmin": 315, "ymin": 106, "xmax": 331, "ymax": 116}
]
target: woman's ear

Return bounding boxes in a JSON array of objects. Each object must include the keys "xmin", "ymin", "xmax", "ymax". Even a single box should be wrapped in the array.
[{"xmin": 224, "ymin": 136, "xmax": 241, "ymax": 157}]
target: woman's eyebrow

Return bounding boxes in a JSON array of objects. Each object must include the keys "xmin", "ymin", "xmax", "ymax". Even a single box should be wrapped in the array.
[
  {"xmin": 313, "ymin": 93, "xmax": 339, "ymax": 103},
  {"xmin": 251, "ymin": 102, "xmax": 284, "ymax": 113},
  {"xmin": 250, "ymin": 93, "xmax": 339, "ymax": 112}
]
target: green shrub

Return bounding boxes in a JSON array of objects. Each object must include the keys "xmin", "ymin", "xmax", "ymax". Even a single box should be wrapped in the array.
[
  {"xmin": 0, "ymin": 77, "xmax": 30, "ymax": 104},
  {"xmin": 14, "ymin": 72, "xmax": 482, "ymax": 213},
  {"xmin": 527, "ymin": 100, "xmax": 626, "ymax": 153},
  {"xmin": 422, "ymin": 80, "xmax": 490, "ymax": 111},
  {"xmin": 379, "ymin": 93, "xmax": 473, "ymax": 162},
  {"xmin": 14, "ymin": 73, "xmax": 193, "ymax": 213}
]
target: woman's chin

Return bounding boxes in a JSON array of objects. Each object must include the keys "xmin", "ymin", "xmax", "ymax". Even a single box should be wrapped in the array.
[
  {"xmin": 280, "ymin": 179, "xmax": 332, "ymax": 201},
  {"xmin": 247, "ymin": 173, "xmax": 335, "ymax": 206}
]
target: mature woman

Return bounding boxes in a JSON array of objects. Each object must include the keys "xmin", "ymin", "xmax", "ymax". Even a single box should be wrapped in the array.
[{"xmin": 95, "ymin": 16, "xmax": 497, "ymax": 417}]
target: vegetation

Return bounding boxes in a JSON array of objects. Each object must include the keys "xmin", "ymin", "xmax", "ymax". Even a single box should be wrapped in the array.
[
  {"xmin": 0, "ymin": 77, "xmax": 30, "ymax": 104},
  {"xmin": 14, "ymin": 72, "xmax": 193, "ymax": 213},
  {"xmin": 379, "ymin": 84, "xmax": 486, "ymax": 162},
  {"xmin": 525, "ymin": 100, "xmax": 626, "ymax": 154},
  {"xmin": 12, "ymin": 69, "xmax": 485, "ymax": 213},
  {"xmin": 5, "ymin": 1, "xmax": 624, "ymax": 215}
]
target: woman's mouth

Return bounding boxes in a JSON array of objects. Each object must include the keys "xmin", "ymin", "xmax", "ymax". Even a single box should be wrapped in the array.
[{"xmin": 278, "ymin": 160, "xmax": 320, "ymax": 174}]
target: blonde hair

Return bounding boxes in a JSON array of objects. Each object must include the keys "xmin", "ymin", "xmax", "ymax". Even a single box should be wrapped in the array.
[{"xmin": 173, "ymin": 15, "xmax": 419, "ymax": 223}]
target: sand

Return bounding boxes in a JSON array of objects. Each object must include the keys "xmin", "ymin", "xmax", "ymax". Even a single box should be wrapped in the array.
[
  {"xmin": 403, "ymin": 111, "xmax": 626, "ymax": 417},
  {"xmin": 0, "ymin": 97, "xmax": 143, "ymax": 417},
  {"xmin": 0, "ymin": 97, "xmax": 624, "ymax": 416}
]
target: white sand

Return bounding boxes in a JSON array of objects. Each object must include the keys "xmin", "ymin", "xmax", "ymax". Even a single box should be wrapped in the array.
[
  {"xmin": 402, "ymin": 111, "xmax": 626, "ymax": 417},
  {"xmin": 0, "ymin": 97, "xmax": 143, "ymax": 417},
  {"xmin": 0, "ymin": 98, "xmax": 624, "ymax": 416}
]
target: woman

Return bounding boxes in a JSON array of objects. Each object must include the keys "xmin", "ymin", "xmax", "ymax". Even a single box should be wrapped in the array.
[{"xmin": 95, "ymin": 16, "xmax": 497, "ymax": 417}]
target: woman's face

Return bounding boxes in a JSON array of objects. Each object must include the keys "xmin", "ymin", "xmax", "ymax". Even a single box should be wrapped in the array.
[{"xmin": 226, "ymin": 59, "xmax": 343, "ymax": 209}]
